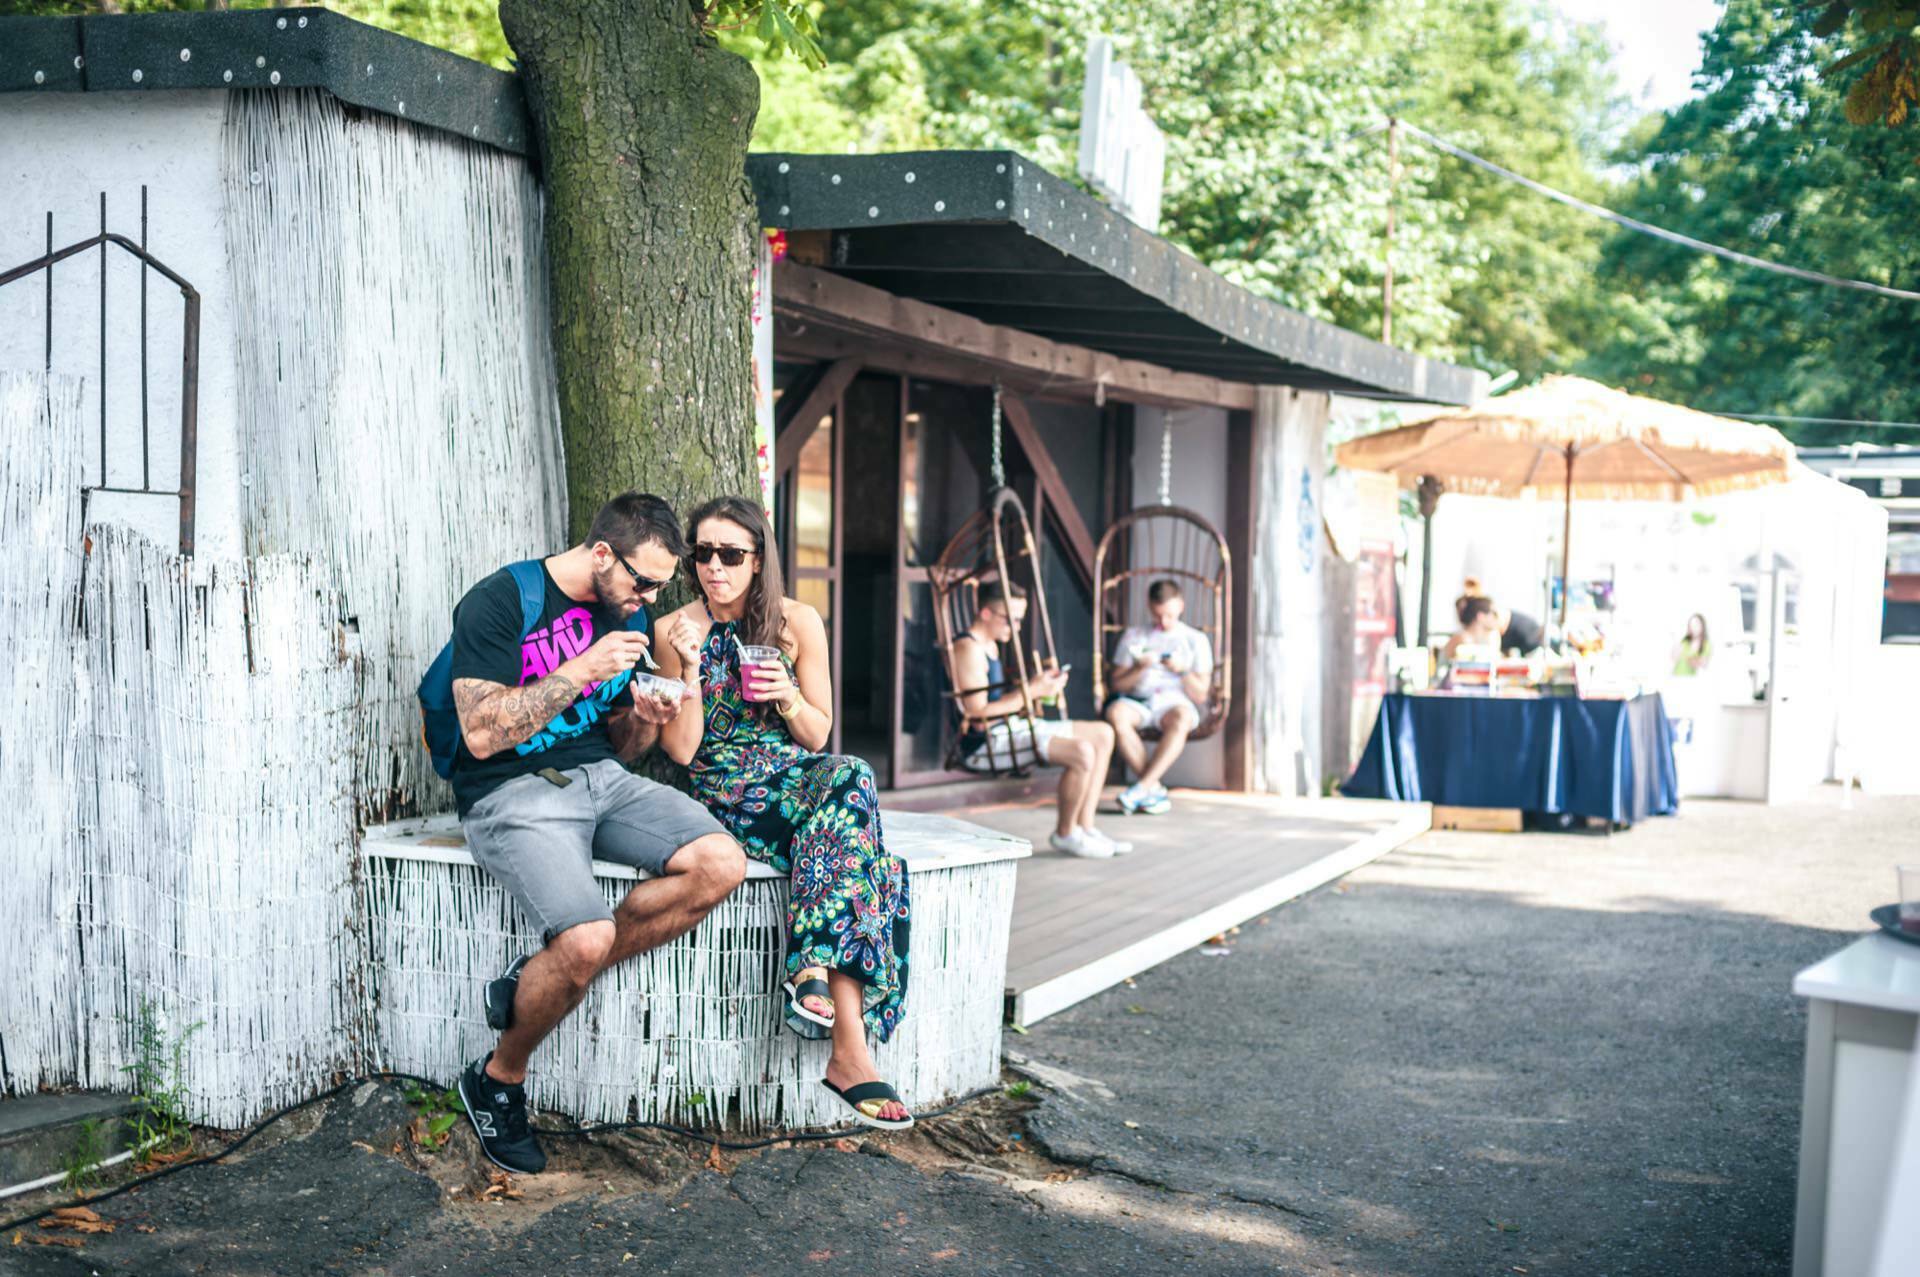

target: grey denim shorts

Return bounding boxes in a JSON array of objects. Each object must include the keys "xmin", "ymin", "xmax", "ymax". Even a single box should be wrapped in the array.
[{"xmin": 461, "ymin": 759, "xmax": 727, "ymax": 942}]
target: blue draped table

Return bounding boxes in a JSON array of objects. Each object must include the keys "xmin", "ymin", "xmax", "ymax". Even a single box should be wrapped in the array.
[{"xmin": 1343, "ymin": 692, "xmax": 1679, "ymax": 826}]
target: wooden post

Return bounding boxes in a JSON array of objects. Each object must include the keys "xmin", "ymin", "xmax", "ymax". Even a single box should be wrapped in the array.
[
  {"xmin": 1416, "ymin": 475, "xmax": 1441, "ymax": 646},
  {"xmin": 1224, "ymin": 408, "xmax": 1257, "ymax": 791},
  {"xmin": 1559, "ymin": 445, "xmax": 1574, "ymax": 627}
]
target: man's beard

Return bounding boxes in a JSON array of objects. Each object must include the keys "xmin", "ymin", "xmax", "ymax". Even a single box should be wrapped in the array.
[{"xmin": 590, "ymin": 561, "xmax": 626, "ymax": 612}]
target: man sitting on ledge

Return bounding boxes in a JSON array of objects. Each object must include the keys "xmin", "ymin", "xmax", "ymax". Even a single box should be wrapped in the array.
[{"xmin": 448, "ymin": 492, "xmax": 747, "ymax": 1175}]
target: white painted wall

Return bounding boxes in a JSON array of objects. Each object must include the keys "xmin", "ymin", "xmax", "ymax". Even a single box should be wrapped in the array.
[
  {"xmin": 0, "ymin": 91, "xmax": 244, "ymax": 556},
  {"xmin": 1250, "ymin": 387, "xmax": 1330, "ymax": 796},
  {"xmin": 1129, "ymin": 405, "xmax": 1228, "ymax": 789}
]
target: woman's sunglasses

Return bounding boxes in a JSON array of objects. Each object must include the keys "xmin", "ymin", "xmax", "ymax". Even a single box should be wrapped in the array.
[{"xmin": 691, "ymin": 543, "xmax": 755, "ymax": 567}]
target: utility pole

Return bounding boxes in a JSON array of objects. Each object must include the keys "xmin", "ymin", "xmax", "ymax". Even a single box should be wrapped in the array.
[{"xmin": 1382, "ymin": 117, "xmax": 1399, "ymax": 346}]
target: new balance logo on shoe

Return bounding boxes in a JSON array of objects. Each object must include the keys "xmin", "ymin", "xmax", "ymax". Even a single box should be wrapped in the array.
[{"xmin": 474, "ymin": 1110, "xmax": 497, "ymax": 1137}]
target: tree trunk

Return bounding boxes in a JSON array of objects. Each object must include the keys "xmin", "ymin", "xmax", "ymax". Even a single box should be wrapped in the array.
[{"xmin": 500, "ymin": 0, "xmax": 761, "ymax": 542}]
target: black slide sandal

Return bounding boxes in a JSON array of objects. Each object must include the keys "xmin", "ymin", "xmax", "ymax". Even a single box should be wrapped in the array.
[
  {"xmin": 822, "ymin": 1079, "xmax": 915, "ymax": 1130},
  {"xmin": 783, "ymin": 974, "xmax": 835, "ymax": 1029}
]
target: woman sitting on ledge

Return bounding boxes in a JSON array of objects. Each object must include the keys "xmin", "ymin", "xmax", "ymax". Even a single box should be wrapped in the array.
[{"xmin": 654, "ymin": 495, "xmax": 913, "ymax": 1130}]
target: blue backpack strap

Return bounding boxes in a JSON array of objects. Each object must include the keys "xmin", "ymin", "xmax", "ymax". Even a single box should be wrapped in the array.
[{"xmin": 504, "ymin": 559, "xmax": 547, "ymax": 636}]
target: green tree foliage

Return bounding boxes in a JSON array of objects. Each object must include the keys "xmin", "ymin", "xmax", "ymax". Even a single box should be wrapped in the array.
[
  {"xmin": 742, "ymin": 0, "xmax": 1623, "ymax": 379},
  {"xmin": 1582, "ymin": 0, "xmax": 1919, "ymax": 440}
]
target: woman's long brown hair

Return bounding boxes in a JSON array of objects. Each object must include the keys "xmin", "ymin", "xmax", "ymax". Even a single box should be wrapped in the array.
[{"xmin": 685, "ymin": 495, "xmax": 791, "ymax": 655}]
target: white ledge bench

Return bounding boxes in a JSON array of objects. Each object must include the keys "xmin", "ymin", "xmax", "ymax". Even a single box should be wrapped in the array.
[{"xmin": 360, "ymin": 808, "xmax": 1029, "ymax": 1131}]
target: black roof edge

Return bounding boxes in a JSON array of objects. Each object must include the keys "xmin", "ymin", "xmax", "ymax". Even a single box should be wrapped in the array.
[
  {"xmin": 749, "ymin": 151, "xmax": 1486, "ymax": 404},
  {"xmin": 0, "ymin": 7, "xmax": 532, "ymax": 158}
]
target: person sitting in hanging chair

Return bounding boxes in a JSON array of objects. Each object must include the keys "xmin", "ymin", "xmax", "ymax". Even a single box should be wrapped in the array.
[
  {"xmin": 652, "ymin": 495, "xmax": 914, "ymax": 1130},
  {"xmin": 1105, "ymin": 579, "xmax": 1213, "ymax": 815},
  {"xmin": 951, "ymin": 582, "xmax": 1131, "ymax": 859}
]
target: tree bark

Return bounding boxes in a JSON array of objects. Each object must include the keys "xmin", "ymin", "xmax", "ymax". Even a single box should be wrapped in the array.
[{"xmin": 500, "ymin": 0, "xmax": 761, "ymax": 541}]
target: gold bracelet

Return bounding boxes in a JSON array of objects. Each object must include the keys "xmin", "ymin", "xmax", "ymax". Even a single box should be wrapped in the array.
[{"xmin": 775, "ymin": 696, "xmax": 802, "ymax": 720}]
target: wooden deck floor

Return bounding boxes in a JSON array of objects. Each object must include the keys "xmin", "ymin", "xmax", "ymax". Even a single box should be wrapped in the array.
[{"xmin": 939, "ymin": 791, "xmax": 1430, "ymax": 1025}]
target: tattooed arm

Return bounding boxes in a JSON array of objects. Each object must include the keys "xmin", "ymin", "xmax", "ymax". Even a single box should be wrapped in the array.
[{"xmin": 452, "ymin": 674, "xmax": 585, "ymax": 760}]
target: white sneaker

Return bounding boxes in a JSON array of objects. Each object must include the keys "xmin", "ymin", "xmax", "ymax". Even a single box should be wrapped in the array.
[
  {"xmin": 1049, "ymin": 828, "xmax": 1115, "ymax": 859},
  {"xmin": 1117, "ymin": 782, "xmax": 1155, "ymax": 814},
  {"xmin": 1139, "ymin": 785, "xmax": 1171, "ymax": 816},
  {"xmin": 1083, "ymin": 826, "xmax": 1134, "ymax": 855}
]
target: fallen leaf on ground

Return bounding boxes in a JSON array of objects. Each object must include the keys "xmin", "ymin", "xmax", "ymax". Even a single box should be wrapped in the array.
[
  {"xmin": 1205, "ymin": 933, "xmax": 1227, "ymax": 945},
  {"xmin": 807, "ymin": 1248, "xmax": 835, "ymax": 1261},
  {"xmin": 350, "ymin": 1140, "xmax": 378, "ymax": 1154},
  {"xmin": 830, "ymin": 1138, "xmax": 860, "ymax": 1153},
  {"xmin": 42, "ymin": 1208, "xmax": 113, "ymax": 1235},
  {"xmin": 134, "ymin": 1224, "xmax": 156, "ymax": 1234},
  {"xmin": 481, "ymin": 1170, "xmax": 524, "ymax": 1202},
  {"xmin": 705, "ymin": 1141, "xmax": 730, "ymax": 1174},
  {"xmin": 930, "ymin": 1248, "xmax": 960, "ymax": 1259},
  {"xmin": 20, "ymin": 1235, "xmax": 83, "ymax": 1249}
]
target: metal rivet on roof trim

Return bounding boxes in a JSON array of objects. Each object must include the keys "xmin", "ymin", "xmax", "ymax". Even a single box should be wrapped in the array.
[
  {"xmin": 223, "ymin": 69, "xmax": 233, "ymax": 82},
  {"xmin": 256, "ymin": 55, "xmax": 267, "ymax": 67},
  {"xmin": 33, "ymin": 70, "xmax": 44, "ymax": 85},
  {"xmin": 131, "ymin": 69, "xmax": 143, "ymax": 82},
  {"xmin": 777, "ymin": 161, "xmax": 790, "ymax": 173},
  {"xmin": 868, "ymin": 206, "xmax": 879, "ymax": 217},
  {"xmin": 995, "ymin": 200, "xmax": 1006, "ymax": 210},
  {"xmin": 996, "ymin": 163, "xmax": 1006, "ymax": 173},
  {"xmin": 398, "ymin": 101, "xmax": 406, "ymax": 114},
  {"xmin": 180, "ymin": 48, "xmax": 191, "ymax": 62},
  {"xmin": 831, "ymin": 174, "xmax": 841, "ymax": 184},
  {"xmin": 73, "ymin": 55, "xmax": 83, "ymax": 69},
  {"xmin": 270, "ymin": 70, "xmax": 281, "ymax": 85},
  {"xmin": 904, "ymin": 172, "xmax": 915, "ymax": 183},
  {"xmin": 934, "ymin": 200, "xmax": 946, "ymax": 212},
  {"xmin": 367, "ymin": 63, "xmax": 375, "ymax": 76},
  {"xmin": 298, "ymin": 15, "xmax": 308, "ymax": 26},
  {"xmin": 276, "ymin": 16, "xmax": 287, "ymax": 28},
  {"xmin": 779, "ymin": 205, "xmax": 790, "ymax": 215}
]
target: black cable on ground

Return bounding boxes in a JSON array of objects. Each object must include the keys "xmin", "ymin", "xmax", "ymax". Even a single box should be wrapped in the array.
[{"xmin": 0, "ymin": 1073, "xmax": 1005, "ymax": 1235}]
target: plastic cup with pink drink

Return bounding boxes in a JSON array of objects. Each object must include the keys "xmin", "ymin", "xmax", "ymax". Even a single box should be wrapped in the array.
[{"xmin": 738, "ymin": 645, "xmax": 784, "ymax": 702}]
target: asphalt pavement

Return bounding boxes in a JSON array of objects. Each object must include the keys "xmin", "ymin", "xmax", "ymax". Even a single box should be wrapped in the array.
[{"xmin": 4, "ymin": 786, "xmax": 1901, "ymax": 1276}]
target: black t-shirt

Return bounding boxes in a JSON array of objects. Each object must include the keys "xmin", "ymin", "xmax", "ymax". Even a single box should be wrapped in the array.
[
  {"xmin": 447, "ymin": 563, "xmax": 645, "ymax": 816},
  {"xmin": 1501, "ymin": 610, "xmax": 1546, "ymax": 654}
]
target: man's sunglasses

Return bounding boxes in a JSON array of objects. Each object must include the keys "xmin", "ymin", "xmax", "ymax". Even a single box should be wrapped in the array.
[
  {"xmin": 614, "ymin": 552, "xmax": 674, "ymax": 594},
  {"xmin": 691, "ymin": 542, "xmax": 756, "ymax": 567}
]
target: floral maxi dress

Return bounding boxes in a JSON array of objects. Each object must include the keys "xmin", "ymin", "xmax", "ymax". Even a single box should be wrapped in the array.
[{"xmin": 686, "ymin": 620, "xmax": 910, "ymax": 1041}]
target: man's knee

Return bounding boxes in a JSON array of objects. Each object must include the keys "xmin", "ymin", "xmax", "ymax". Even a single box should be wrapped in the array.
[
  {"xmin": 1088, "ymin": 719, "xmax": 1116, "ymax": 745},
  {"xmin": 1104, "ymin": 701, "xmax": 1135, "ymax": 730},
  {"xmin": 1168, "ymin": 704, "xmax": 1199, "ymax": 733},
  {"xmin": 550, "ymin": 920, "xmax": 614, "ymax": 988},
  {"xmin": 677, "ymin": 832, "xmax": 747, "ymax": 901}
]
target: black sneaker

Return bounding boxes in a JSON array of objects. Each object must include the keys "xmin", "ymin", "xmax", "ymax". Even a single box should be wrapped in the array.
[
  {"xmin": 484, "ymin": 953, "xmax": 532, "ymax": 1031},
  {"xmin": 457, "ymin": 1054, "xmax": 547, "ymax": 1174}
]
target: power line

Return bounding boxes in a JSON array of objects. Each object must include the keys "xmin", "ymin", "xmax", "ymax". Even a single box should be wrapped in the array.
[
  {"xmin": 1392, "ymin": 120, "xmax": 1920, "ymax": 304},
  {"xmin": 1719, "ymin": 412, "xmax": 1920, "ymax": 431}
]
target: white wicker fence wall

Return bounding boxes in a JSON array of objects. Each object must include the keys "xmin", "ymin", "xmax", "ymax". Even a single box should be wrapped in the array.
[
  {"xmin": 75, "ymin": 528, "xmax": 360, "ymax": 1126},
  {"xmin": 224, "ymin": 88, "xmax": 567, "ymax": 822},
  {"xmin": 366, "ymin": 855, "xmax": 1018, "ymax": 1130},
  {"xmin": 0, "ymin": 371, "xmax": 87, "ymax": 1096}
]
